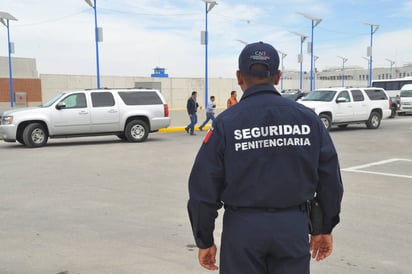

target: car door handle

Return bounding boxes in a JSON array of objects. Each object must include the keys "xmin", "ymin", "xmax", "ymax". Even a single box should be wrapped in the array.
[
  {"xmin": 108, "ymin": 109, "xmax": 118, "ymax": 113},
  {"xmin": 79, "ymin": 111, "xmax": 89, "ymax": 115}
]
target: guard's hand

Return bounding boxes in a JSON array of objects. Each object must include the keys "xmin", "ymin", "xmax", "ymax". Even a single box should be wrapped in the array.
[
  {"xmin": 198, "ymin": 244, "xmax": 218, "ymax": 271},
  {"xmin": 310, "ymin": 234, "xmax": 333, "ymax": 261}
]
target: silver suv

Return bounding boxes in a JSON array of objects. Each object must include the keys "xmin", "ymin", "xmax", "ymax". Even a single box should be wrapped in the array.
[
  {"xmin": 299, "ymin": 87, "xmax": 391, "ymax": 130},
  {"xmin": 0, "ymin": 88, "xmax": 171, "ymax": 147}
]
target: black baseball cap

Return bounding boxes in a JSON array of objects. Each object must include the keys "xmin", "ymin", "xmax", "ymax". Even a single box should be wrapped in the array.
[{"xmin": 238, "ymin": 41, "xmax": 280, "ymax": 77}]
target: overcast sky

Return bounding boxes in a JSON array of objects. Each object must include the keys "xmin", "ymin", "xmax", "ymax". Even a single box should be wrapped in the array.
[{"xmin": 1, "ymin": 0, "xmax": 412, "ymax": 78}]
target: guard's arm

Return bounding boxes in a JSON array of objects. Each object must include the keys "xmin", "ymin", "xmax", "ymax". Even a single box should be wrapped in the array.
[
  {"xmin": 316, "ymin": 125, "xmax": 344, "ymax": 234},
  {"xmin": 188, "ymin": 123, "xmax": 225, "ymax": 248}
]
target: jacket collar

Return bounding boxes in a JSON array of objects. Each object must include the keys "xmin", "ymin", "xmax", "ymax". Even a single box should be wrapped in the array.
[{"xmin": 240, "ymin": 84, "xmax": 280, "ymax": 101}]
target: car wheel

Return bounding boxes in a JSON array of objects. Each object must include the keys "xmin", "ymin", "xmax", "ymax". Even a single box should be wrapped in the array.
[
  {"xmin": 22, "ymin": 123, "xmax": 48, "ymax": 147},
  {"xmin": 338, "ymin": 124, "xmax": 348, "ymax": 129},
  {"xmin": 125, "ymin": 120, "xmax": 149, "ymax": 142},
  {"xmin": 16, "ymin": 135, "xmax": 25, "ymax": 145},
  {"xmin": 319, "ymin": 114, "xmax": 332, "ymax": 130},
  {"xmin": 366, "ymin": 111, "xmax": 381, "ymax": 129}
]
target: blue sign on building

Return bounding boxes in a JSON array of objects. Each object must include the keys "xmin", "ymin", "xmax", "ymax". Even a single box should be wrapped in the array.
[{"xmin": 151, "ymin": 67, "xmax": 168, "ymax": 78}]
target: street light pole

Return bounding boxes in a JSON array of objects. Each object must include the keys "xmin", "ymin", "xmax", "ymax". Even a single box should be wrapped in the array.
[
  {"xmin": 385, "ymin": 58, "xmax": 395, "ymax": 79},
  {"xmin": 0, "ymin": 11, "xmax": 18, "ymax": 108},
  {"xmin": 364, "ymin": 22, "xmax": 379, "ymax": 87},
  {"xmin": 278, "ymin": 51, "xmax": 287, "ymax": 91},
  {"xmin": 337, "ymin": 56, "xmax": 348, "ymax": 87},
  {"xmin": 298, "ymin": 13, "xmax": 321, "ymax": 91},
  {"xmin": 290, "ymin": 31, "xmax": 308, "ymax": 90},
  {"xmin": 362, "ymin": 57, "xmax": 370, "ymax": 86},
  {"xmin": 84, "ymin": 0, "xmax": 102, "ymax": 89},
  {"xmin": 202, "ymin": 0, "xmax": 217, "ymax": 108},
  {"xmin": 313, "ymin": 56, "xmax": 319, "ymax": 90}
]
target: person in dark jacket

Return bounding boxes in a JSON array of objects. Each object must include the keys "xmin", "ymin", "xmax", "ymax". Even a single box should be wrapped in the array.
[
  {"xmin": 188, "ymin": 41, "xmax": 343, "ymax": 274},
  {"xmin": 185, "ymin": 91, "xmax": 198, "ymax": 136}
]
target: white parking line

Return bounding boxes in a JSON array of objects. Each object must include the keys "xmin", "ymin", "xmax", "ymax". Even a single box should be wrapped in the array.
[{"xmin": 342, "ymin": 158, "xmax": 412, "ymax": 179}]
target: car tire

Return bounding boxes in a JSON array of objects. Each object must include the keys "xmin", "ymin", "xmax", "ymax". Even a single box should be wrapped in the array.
[
  {"xmin": 16, "ymin": 136, "xmax": 25, "ymax": 145},
  {"xmin": 125, "ymin": 120, "xmax": 149, "ymax": 142},
  {"xmin": 366, "ymin": 111, "xmax": 381, "ymax": 129},
  {"xmin": 319, "ymin": 114, "xmax": 332, "ymax": 130},
  {"xmin": 22, "ymin": 123, "xmax": 48, "ymax": 147}
]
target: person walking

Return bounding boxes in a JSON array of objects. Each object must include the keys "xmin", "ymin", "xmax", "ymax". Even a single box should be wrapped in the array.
[
  {"xmin": 226, "ymin": 90, "xmax": 238, "ymax": 108},
  {"xmin": 187, "ymin": 41, "xmax": 343, "ymax": 274},
  {"xmin": 185, "ymin": 91, "xmax": 198, "ymax": 136},
  {"xmin": 199, "ymin": 96, "xmax": 217, "ymax": 131}
]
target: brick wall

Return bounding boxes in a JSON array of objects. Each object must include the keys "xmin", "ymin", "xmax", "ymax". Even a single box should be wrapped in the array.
[{"xmin": 0, "ymin": 78, "xmax": 42, "ymax": 103}]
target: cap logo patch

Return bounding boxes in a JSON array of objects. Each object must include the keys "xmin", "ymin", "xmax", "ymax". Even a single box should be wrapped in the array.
[{"xmin": 251, "ymin": 51, "xmax": 270, "ymax": 61}]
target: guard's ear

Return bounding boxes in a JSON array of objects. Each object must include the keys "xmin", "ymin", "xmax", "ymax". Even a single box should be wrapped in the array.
[
  {"xmin": 274, "ymin": 70, "xmax": 282, "ymax": 85},
  {"xmin": 236, "ymin": 70, "xmax": 243, "ymax": 85}
]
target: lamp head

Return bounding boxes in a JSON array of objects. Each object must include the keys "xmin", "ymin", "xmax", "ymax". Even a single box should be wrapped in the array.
[{"xmin": 84, "ymin": 0, "xmax": 94, "ymax": 8}]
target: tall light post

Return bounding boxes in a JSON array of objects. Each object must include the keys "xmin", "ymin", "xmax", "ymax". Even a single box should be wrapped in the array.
[
  {"xmin": 313, "ymin": 55, "xmax": 319, "ymax": 90},
  {"xmin": 337, "ymin": 56, "xmax": 348, "ymax": 87},
  {"xmin": 385, "ymin": 58, "xmax": 395, "ymax": 79},
  {"xmin": 84, "ymin": 0, "xmax": 102, "ymax": 89},
  {"xmin": 362, "ymin": 57, "xmax": 370, "ymax": 86},
  {"xmin": 363, "ymin": 22, "xmax": 379, "ymax": 87},
  {"xmin": 278, "ymin": 51, "xmax": 287, "ymax": 91},
  {"xmin": 290, "ymin": 31, "xmax": 308, "ymax": 90},
  {"xmin": 201, "ymin": 0, "xmax": 217, "ymax": 107},
  {"xmin": 298, "ymin": 12, "xmax": 321, "ymax": 91},
  {"xmin": 0, "ymin": 11, "xmax": 18, "ymax": 108}
]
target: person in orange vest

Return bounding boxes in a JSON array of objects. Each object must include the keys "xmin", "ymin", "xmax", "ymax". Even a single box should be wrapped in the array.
[{"xmin": 227, "ymin": 90, "xmax": 238, "ymax": 108}]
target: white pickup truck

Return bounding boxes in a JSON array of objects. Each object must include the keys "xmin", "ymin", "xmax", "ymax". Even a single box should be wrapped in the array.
[
  {"xmin": 298, "ymin": 87, "xmax": 391, "ymax": 130},
  {"xmin": 0, "ymin": 88, "xmax": 171, "ymax": 147}
]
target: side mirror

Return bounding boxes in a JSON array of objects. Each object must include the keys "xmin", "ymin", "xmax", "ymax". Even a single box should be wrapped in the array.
[
  {"xmin": 336, "ymin": 97, "xmax": 347, "ymax": 103},
  {"xmin": 56, "ymin": 102, "xmax": 66, "ymax": 110}
]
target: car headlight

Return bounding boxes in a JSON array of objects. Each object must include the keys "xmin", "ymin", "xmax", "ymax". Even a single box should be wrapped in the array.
[{"xmin": 1, "ymin": 116, "xmax": 14, "ymax": 125}]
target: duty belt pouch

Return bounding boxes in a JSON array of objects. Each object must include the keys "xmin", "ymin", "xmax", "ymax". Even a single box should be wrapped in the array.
[{"xmin": 308, "ymin": 199, "xmax": 323, "ymax": 235}]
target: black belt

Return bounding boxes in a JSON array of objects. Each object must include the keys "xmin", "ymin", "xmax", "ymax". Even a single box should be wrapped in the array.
[{"xmin": 224, "ymin": 203, "xmax": 307, "ymax": 212}]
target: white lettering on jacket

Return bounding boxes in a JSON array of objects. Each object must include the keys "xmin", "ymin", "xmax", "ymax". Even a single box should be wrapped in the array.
[{"xmin": 233, "ymin": 124, "xmax": 311, "ymax": 151}]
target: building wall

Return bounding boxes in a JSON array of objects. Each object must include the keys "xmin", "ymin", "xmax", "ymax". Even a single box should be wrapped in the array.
[
  {"xmin": 0, "ymin": 56, "xmax": 38, "ymax": 78},
  {"xmin": 0, "ymin": 78, "xmax": 42, "ymax": 105}
]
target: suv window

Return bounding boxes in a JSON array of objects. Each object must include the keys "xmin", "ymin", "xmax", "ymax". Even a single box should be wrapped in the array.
[
  {"xmin": 400, "ymin": 90, "xmax": 412, "ymax": 97},
  {"xmin": 365, "ymin": 89, "xmax": 388, "ymax": 100},
  {"xmin": 118, "ymin": 91, "xmax": 162, "ymax": 105},
  {"xmin": 302, "ymin": 90, "xmax": 336, "ymax": 102},
  {"xmin": 351, "ymin": 90, "xmax": 364, "ymax": 102},
  {"xmin": 62, "ymin": 93, "xmax": 87, "ymax": 108},
  {"xmin": 91, "ymin": 92, "xmax": 115, "ymax": 107},
  {"xmin": 337, "ymin": 91, "xmax": 351, "ymax": 102}
]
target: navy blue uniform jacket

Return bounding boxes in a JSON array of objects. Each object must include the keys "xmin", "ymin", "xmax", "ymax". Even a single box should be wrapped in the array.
[{"xmin": 187, "ymin": 84, "xmax": 344, "ymax": 249}]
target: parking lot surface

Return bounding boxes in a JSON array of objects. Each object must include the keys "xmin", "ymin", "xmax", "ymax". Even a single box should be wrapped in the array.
[{"xmin": 1, "ymin": 116, "xmax": 412, "ymax": 274}]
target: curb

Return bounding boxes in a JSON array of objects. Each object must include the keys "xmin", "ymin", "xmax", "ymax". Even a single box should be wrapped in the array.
[{"xmin": 158, "ymin": 125, "xmax": 211, "ymax": 133}]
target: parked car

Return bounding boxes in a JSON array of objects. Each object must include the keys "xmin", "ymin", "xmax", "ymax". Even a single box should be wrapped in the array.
[
  {"xmin": 298, "ymin": 87, "xmax": 391, "ymax": 130},
  {"xmin": 281, "ymin": 89, "xmax": 309, "ymax": 101},
  {"xmin": 398, "ymin": 84, "xmax": 412, "ymax": 115},
  {"xmin": 0, "ymin": 88, "xmax": 171, "ymax": 147}
]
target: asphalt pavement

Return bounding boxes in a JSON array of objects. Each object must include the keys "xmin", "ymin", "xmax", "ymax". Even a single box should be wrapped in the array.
[{"xmin": 0, "ymin": 115, "xmax": 411, "ymax": 274}]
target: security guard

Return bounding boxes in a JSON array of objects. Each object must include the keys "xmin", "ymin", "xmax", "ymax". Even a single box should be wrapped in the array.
[{"xmin": 187, "ymin": 42, "xmax": 343, "ymax": 274}]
